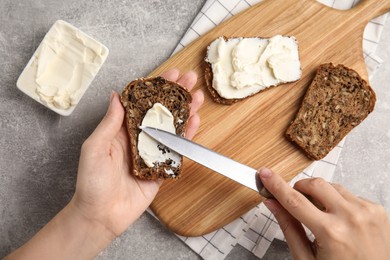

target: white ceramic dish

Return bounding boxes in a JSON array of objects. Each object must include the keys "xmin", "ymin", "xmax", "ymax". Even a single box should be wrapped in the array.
[{"xmin": 16, "ymin": 20, "xmax": 109, "ymax": 116}]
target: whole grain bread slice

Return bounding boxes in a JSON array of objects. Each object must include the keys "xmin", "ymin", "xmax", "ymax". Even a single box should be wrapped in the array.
[
  {"xmin": 204, "ymin": 36, "xmax": 237, "ymax": 105},
  {"xmin": 204, "ymin": 61, "xmax": 239, "ymax": 105},
  {"xmin": 120, "ymin": 76, "xmax": 192, "ymax": 180},
  {"xmin": 286, "ymin": 63, "xmax": 376, "ymax": 160}
]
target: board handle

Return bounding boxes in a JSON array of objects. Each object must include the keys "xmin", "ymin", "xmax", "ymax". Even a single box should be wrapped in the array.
[{"xmin": 347, "ymin": 0, "xmax": 390, "ymax": 22}]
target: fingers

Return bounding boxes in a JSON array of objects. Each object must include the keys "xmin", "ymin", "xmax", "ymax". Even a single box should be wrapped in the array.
[
  {"xmin": 264, "ymin": 199, "xmax": 314, "ymax": 259},
  {"xmin": 185, "ymin": 113, "xmax": 200, "ymax": 140},
  {"xmin": 160, "ymin": 69, "xmax": 203, "ymax": 115},
  {"xmin": 330, "ymin": 183, "xmax": 360, "ymax": 203},
  {"xmin": 160, "ymin": 69, "xmax": 202, "ymax": 141},
  {"xmin": 89, "ymin": 92, "xmax": 125, "ymax": 144},
  {"xmin": 294, "ymin": 178, "xmax": 347, "ymax": 212},
  {"xmin": 177, "ymin": 70, "xmax": 197, "ymax": 91},
  {"xmin": 160, "ymin": 68, "xmax": 180, "ymax": 82},
  {"xmin": 259, "ymin": 168, "xmax": 325, "ymax": 233},
  {"xmin": 186, "ymin": 89, "xmax": 203, "ymax": 140},
  {"xmin": 160, "ymin": 69, "xmax": 198, "ymax": 92},
  {"xmin": 328, "ymin": 182, "xmax": 372, "ymax": 210},
  {"xmin": 160, "ymin": 69, "xmax": 203, "ymax": 140},
  {"xmin": 190, "ymin": 89, "xmax": 204, "ymax": 116}
]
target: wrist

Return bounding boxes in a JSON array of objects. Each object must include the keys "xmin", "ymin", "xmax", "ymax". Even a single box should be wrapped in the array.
[
  {"xmin": 62, "ymin": 199, "xmax": 116, "ymax": 256},
  {"xmin": 5, "ymin": 200, "xmax": 116, "ymax": 260}
]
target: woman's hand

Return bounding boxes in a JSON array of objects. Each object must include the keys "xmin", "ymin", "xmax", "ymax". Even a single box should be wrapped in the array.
[
  {"xmin": 258, "ymin": 168, "xmax": 390, "ymax": 260},
  {"xmin": 71, "ymin": 69, "xmax": 204, "ymax": 241},
  {"xmin": 6, "ymin": 69, "xmax": 204, "ymax": 260}
]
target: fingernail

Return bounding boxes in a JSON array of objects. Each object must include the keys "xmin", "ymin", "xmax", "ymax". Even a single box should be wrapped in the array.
[{"xmin": 259, "ymin": 168, "xmax": 272, "ymax": 178}]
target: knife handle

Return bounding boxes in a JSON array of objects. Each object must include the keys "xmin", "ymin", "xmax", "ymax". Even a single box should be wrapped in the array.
[
  {"xmin": 258, "ymin": 186, "xmax": 274, "ymax": 199},
  {"xmin": 258, "ymin": 187, "xmax": 325, "ymax": 211}
]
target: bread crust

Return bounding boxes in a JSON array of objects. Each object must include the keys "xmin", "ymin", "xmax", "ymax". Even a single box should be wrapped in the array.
[
  {"xmin": 120, "ymin": 76, "xmax": 192, "ymax": 180},
  {"xmin": 204, "ymin": 60, "xmax": 239, "ymax": 105},
  {"xmin": 285, "ymin": 63, "xmax": 376, "ymax": 160}
]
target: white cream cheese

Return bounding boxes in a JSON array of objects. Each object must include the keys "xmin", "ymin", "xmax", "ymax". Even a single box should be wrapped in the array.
[
  {"xmin": 138, "ymin": 103, "xmax": 181, "ymax": 172},
  {"xmin": 205, "ymin": 35, "xmax": 301, "ymax": 99},
  {"xmin": 16, "ymin": 20, "xmax": 109, "ymax": 116}
]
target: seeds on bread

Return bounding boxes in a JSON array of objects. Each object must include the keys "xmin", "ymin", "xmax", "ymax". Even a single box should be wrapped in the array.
[
  {"xmin": 285, "ymin": 63, "xmax": 376, "ymax": 160},
  {"xmin": 120, "ymin": 76, "xmax": 192, "ymax": 180}
]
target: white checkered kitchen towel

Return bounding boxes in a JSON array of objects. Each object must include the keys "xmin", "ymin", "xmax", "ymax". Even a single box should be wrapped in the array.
[{"xmin": 167, "ymin": 0, "xmax": 388, "ymax": 259}]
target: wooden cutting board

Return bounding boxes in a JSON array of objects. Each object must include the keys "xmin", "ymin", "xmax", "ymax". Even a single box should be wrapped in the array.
[{"xmin": 148, "ymin": 0, "xmax": 390, "ymax": 237}]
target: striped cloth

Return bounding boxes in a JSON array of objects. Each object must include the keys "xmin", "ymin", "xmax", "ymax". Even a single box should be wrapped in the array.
[{"xmin": 166, "ymin": 0, "xmax": 388, "ymax": 258}]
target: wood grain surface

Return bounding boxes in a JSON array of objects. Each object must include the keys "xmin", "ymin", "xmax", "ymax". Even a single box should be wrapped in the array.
[{"xmin": 148, "ymin": 0, "xmax": 390, "ymax": 236}]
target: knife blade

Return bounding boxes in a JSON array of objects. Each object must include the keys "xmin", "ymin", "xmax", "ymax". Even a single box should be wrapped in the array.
[
  {"xmin": 141, "ymin": 127, "xmax": 325, "ymax": 210},
  {"xmin": 141, "ymin": 126, "xmax": 273, "ymax": 198}
]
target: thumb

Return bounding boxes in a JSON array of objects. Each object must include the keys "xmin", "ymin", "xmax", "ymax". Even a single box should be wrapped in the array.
[{"xmin": 90, "ymin": 92, "xmax": 125, "ymax": 143}]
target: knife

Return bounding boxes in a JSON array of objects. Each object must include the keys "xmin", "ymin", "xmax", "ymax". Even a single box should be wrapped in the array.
[
  {"xmin": 142, "ymin": 127, "xmax": 325, "ymax": 211},
  {"xmin": 141, "ymin": 126, "xmax": 273, "ymax": 198}
]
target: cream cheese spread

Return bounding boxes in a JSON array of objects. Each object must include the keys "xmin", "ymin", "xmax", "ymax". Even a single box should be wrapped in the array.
[
  {"xmin": 16, "ymin": 20, "xmax": 109, "ymax": 116},
  {"xmin": 138, "ymin": 103, "xmax": 181, "ymax": 172},
  {"xmin": 205, "ymin": 35, "xmax": 301, "ymax": 99}
]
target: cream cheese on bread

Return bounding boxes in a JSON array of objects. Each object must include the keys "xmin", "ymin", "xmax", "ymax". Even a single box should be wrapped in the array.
[
  {"xmin": 205, "ymin": 35, "xmax": 301, "ymax": 100},
  {"xmin": 138, "ymin": 103, "xmax": 181, "ymax": 171}
]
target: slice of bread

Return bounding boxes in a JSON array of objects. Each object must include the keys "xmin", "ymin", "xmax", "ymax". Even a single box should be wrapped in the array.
[
  {"xmin": 205, "ymin": 60, "xmax": 239, "ymax": 105},
  {"xmin": 286, "ymin": 63, "xmax": 376, "ymax": 160},
  {"xmin": 205, "ymin": 36, "xmax": 301, "ymax": 105},
  {"xmin": 120, "ymin": 76, "xmax": 192, "ymax": 180}
]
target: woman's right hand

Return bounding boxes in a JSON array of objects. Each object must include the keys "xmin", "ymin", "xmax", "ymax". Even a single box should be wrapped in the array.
[{"xmin": 257, "ymin": 168, "xmax": 390, "ymax": 260}]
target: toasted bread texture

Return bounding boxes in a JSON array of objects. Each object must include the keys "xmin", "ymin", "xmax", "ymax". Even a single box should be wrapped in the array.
[
  {"xmin": 286, "ymin": 63, "xmax": 376, "ymax": 160},
  {"xmin": 120, "ymin": 76, "xmax": 192, "ymax": 180}
]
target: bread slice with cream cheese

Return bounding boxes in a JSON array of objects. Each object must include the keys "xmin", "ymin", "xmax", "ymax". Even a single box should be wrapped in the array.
[
  {"xmin": 205, "ymin": 35, "xmax": 301, "ymax": 104},
  {"xmin": 120, "ymin": 76, "xmax": 192, "ymax": 180}
]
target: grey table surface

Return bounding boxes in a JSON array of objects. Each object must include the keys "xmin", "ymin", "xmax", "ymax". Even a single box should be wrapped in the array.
[{"xmin": 0, "ymin": 0, "xmax": 389, "ymax": 259}]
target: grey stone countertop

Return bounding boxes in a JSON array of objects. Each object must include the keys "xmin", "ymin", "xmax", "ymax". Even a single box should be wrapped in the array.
[{"xmin": 0, "ymin": 0, "xmax": 389, "ymax": 259}]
